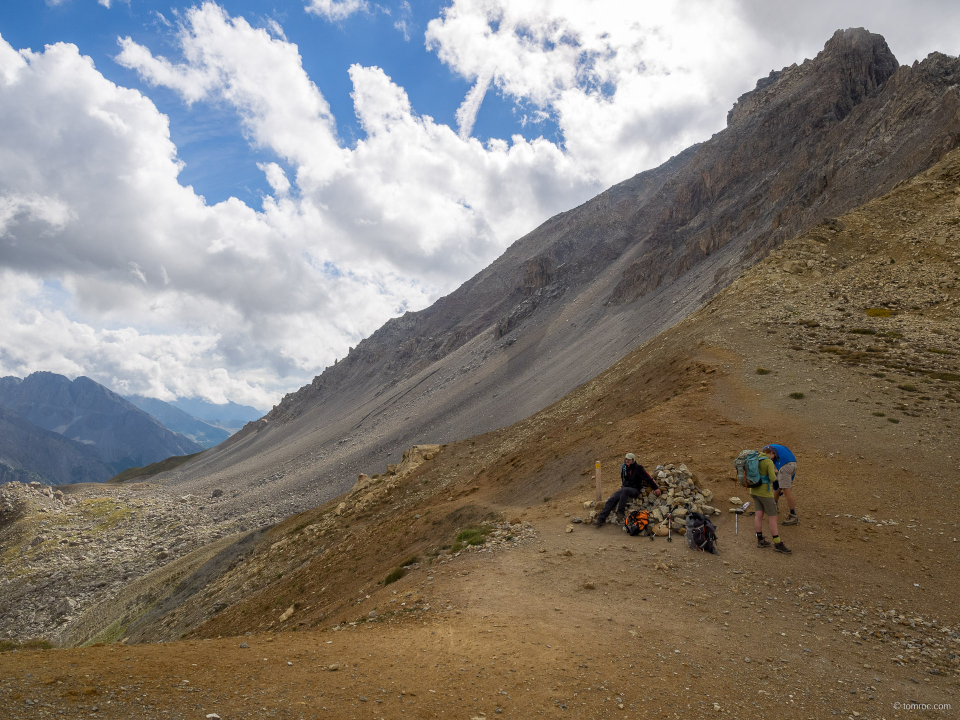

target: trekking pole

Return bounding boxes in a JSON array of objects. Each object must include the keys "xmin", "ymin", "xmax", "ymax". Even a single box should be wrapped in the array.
[{"xmin": 665, "ymin": 507, "xmax": 672, "ymax": 543}]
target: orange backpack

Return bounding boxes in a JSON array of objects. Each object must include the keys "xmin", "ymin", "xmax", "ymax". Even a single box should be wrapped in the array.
[{"xmin": 625, "ymin": 510, "xmax": 650, "ymax": 536}]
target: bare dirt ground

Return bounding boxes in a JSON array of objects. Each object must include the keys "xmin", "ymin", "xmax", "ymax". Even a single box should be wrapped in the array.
[
  {"xmin": 3, "ymin": 358, "xmax": 958, "ymax": 719},
  {"xmin": 3, "ymin": 154, "xmax": 960, "ymax": 719}
]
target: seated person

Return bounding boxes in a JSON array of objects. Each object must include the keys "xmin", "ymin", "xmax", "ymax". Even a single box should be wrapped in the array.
[{"xmin": 594, "ymin": 453, "xmax": 661, "ymax": 526}]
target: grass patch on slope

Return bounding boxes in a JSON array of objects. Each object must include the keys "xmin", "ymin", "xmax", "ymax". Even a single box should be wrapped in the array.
[
  {"xmin": 451, "ymin": 526, "xmax": 493, "ymax": 553},
  {"xmin": 107, "ymin": 452, "xmax": 204, "ymax": 484}
]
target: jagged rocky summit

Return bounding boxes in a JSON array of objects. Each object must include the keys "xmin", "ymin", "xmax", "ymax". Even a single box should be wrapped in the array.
[{"xmin": 148, "ymin": 29, "xmax": 960, "ymax": 537}]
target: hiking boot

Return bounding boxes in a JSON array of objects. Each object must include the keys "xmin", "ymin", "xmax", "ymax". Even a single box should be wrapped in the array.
[
  {"xmin": 774, "ymin": 540, "xmax": 792, "ymax": 554},
  {"xmin": 593, "ymin": 516, "xmax": 606, "ymax": 527},
  {"xmin": 757, "ymin": 536, "xmax": 771, "ymax": 548},
  {"xmin": 615, "ymin": 513, "xmax": 625, "ymax": 525},
  {"xmin": 782, "ymin": 513, "xmax": 799, "ymax": 526}
]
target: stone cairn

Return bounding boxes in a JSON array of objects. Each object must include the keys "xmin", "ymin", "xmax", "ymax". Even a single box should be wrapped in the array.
[{"xmin": 587, "ymin": 463, "xmax": 720, "ymax": 535}]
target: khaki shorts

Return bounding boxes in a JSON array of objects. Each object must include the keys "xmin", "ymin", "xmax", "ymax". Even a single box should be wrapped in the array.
[
  {"xmin": 777, "ymin": 462, "xmax": 797, "ymax": 489},
  {"xmin": 751, "ymin": 494, "xmax": 778, "ymax": 516}
]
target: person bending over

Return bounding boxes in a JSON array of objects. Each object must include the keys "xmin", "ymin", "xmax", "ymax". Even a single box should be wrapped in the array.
[{"xmin": 763, "ymin": 443, "xmax": 799, "ymax": 525}]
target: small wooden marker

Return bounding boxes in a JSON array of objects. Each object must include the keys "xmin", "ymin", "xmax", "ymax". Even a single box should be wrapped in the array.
[{"xmin": 595, "ymin": 460, "xmax": 602, "ymax": 502}]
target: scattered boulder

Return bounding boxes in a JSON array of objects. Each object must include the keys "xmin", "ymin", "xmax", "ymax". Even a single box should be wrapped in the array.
[{"xmin": 394, "ymin": 445, "xmax": 442, "ymax": 476}]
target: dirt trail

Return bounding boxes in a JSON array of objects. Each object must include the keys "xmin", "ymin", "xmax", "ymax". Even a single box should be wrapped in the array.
[{"xmin": 3, "ymin": 499, "xmax": 957, "ymax": 719}]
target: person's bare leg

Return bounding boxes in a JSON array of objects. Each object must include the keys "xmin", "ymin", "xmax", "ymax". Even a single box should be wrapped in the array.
[{"xmin": 782, "ymin": 488, "xmax": 796, "ymax": 512}]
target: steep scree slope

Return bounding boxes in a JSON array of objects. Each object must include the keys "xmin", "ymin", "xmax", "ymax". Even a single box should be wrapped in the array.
[{"xmin": 167, "ymin": 30, "xmax": 960, "ymax": 528}]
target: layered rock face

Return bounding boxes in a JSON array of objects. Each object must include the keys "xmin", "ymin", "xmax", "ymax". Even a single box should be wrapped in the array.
[
  {"xmin": 169, "ymin": 29, "xmax": 960, "ymax": 519},
  {"xmin": 0, "ymin": 372, "xmax": 202, "ymax": 482}
]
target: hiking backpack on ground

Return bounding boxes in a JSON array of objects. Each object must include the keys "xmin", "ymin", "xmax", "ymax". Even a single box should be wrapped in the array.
[
  {"xmin": 734, "ymin": 449, "xmax": 764, "ymax": 489},
  {"xmin": 685, "ymin": 511, "xmax": 719, "ymax": 554},
  {"xmin": 624, "ymin": 510, "xmax": 651, "ymax": 536}
]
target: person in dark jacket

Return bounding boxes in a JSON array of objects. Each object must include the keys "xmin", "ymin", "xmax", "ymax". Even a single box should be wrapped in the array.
[{"xmin": 594, "ymin": 453, "xmax": 661, "ymax": 526}]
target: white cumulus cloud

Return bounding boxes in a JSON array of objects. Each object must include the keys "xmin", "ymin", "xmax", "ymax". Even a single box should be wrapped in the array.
[
  {"xmin": 305, "ymin": 0, "xmax": 369, "ymax": 22},
  {"xmin": 3, "ymin": 0, "xmax": 953, "ymax": 408}
]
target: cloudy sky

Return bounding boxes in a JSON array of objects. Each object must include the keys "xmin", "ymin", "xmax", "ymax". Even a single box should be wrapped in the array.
[{"xmin": 1, "ymin": 0, "xmax": 958, "ymax": 410}]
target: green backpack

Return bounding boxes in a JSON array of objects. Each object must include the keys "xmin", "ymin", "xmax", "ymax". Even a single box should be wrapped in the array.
[{"xmin": 734, "ymin": 450, "xmax": 765, "ymax": 489}]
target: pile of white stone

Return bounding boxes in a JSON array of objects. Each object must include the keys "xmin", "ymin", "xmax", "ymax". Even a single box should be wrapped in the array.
[{"xmin": 589, "ymin": 463, "xmax": 720, "ymax": 532}]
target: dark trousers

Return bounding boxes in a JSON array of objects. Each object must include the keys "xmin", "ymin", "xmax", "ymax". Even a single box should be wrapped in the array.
[{"xmin": 598, "ymin": 487, "xmax": 640, "ymax": 520}]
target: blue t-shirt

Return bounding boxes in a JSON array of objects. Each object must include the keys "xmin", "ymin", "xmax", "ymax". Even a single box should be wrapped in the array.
[{"xmin": 766, "ymin": 443, "xmax": 796, "ymax": 470}]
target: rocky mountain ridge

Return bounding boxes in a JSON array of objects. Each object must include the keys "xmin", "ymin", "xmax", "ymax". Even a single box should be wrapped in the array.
[{"xmin": 166, "ymin": 29, "xmax": 960, "ymax": 524}]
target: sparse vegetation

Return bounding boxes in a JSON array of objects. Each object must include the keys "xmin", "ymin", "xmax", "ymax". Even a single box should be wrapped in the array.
[
  {"xmin": 849, "ymin": 328, "xmax": 876, "ymax": 335},
  {"xmin": 107, "ymin": 452, "xmax": 204, "ymax": 483},
  {"xmin": 451, "ymin": 525, "xmax": 492, "ymax": 553},
  {"xmin": 756, "ymin": 368, "xmax": 771, "ymax": 375},
  {"xmin": 383, "ymin": 567, "xmax": 405, "ymax": 585},
  {"xmin": 872, "ymin": 411, "xmax": 885, "ymax": 417},
  {"xmin": 789, "ymin": 392, "xmax": 805, "ymax": 399},
  {"xmin": 0, "ymin": 638, "xmax": 53, "ymax": 652},
  {"xmin": 865, "ymin": 307, "xmax": 893, "ymax": 317},
  {"xmin": 897, "ymin": 384, "xmax": 918, "ymax": 392},
  {"xmin": 888, "ymin": 418, "xmax": 900, "ymax": 423}
]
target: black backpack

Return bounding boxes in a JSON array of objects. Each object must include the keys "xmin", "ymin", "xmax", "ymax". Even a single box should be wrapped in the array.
[{"xmin": 685, "ymin": 511, "xmax": 718, "ymax": 554}]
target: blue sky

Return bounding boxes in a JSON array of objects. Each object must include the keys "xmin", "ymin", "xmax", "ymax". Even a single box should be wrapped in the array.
[
  {"xmin": 3, "ymin": 0, "xmax": 560, "ymax": 207},
  {"xmin": 1, "ymin": 0, "xmax": 958, "ymax": 409}
]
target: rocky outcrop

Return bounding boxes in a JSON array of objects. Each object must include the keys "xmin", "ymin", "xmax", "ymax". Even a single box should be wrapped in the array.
[
  {"xmin": 605, "ymin": 28, "xmax": 956, "ymax": 305},
  {"xmin": 726, "ymin": 28, "xmax": 898, "ymax": 127},
  {"xmin": 260, "ymin": 29, "xmax": 956, "ymax": 429}
]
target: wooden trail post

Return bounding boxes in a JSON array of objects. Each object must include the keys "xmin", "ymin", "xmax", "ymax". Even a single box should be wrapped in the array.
[{"xmin": 595, "ymin": 460, "xmax": 602, "ymax": 502}]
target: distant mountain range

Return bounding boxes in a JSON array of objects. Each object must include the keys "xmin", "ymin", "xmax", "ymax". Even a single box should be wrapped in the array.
[
  {"xmin": 0, "ymin": 404, "xmax": 113, "ymax": 485},
  {"xmin": 123, "ymin": 395, "xmax": 264, "ymax": 447},
  {"xmin": 0, "ymin": 372, "xmax": 203, "ymax": 485},
  {"xmin": 165, "ymin": 398, "xmax": 263, "ymax": 431},
  {"xmin": 124, "ymin": 396, "xmax": 233, "ymax": 448}
]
